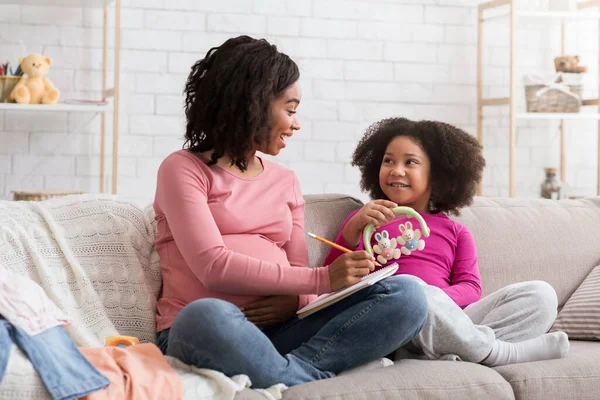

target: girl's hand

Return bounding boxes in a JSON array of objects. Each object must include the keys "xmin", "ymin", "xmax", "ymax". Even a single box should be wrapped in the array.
[
  {"xmin": 241, "ymin": 295, "xmax": 299, "ymax": 327},
  {"xmin": 342, "ymin": 200, "xmax": 398, "ymax": 247},
  {"xmin": 353, "ymin": 199, "xmax": 398, "ymax": 227},
  {"xmin": 328, "ymin": 251, "xmax": 375, "ymax": 292}
]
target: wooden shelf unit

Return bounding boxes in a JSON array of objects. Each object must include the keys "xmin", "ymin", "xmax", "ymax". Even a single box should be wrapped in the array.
[
  {"xmin": 0, "ymin": 102, "xmax": 112, "ymax": 112},
  {"xmin": 0, "ymin": 0, "xmax": 121, "ymax": 194},
  {"xmin": 477, "ymin": 0, "xmax": 600, "ymax": 197}
]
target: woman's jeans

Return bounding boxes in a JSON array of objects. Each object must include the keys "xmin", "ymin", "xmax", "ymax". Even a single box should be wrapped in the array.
[{"xmin": 156, "ymin": 275, "xmax": 428, "ymax": 388}]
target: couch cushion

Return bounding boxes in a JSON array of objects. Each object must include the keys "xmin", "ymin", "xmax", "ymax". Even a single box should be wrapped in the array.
[
  {"xmin": 453, "ymin": 196, "xmax": 600, "ymax": 307},
  {"xmin": 551, "ymin": 265, "xmax": 600, "ymax": 340},
  {"xmin": 280, "ymin": 359, "xmax": 514, "ymax": 400},
  {"xmin": 493, "ymin": 340, "xmax": 600, "ymax": 400},
  {"xmin": 304, "ymin": 194, "xmax": 363, "ymax": 267},
  {"xmin": 234, "ymin": 390, "xmax": 269, "ymax": 400}
]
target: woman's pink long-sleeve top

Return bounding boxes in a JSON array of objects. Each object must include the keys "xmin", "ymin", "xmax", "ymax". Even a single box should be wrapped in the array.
[{"xmin": 153, "ymin": 150, "xmax": 330, "ymax": 331}]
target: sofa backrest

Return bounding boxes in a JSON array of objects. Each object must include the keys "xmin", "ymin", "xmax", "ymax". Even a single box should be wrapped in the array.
[
  {"xmin": 5, "ymin": 192, "xmax": 596, "ymax": 344},
  {"xmin": 304, "ymin": 194, "xmax": 362, "ymax": 268},
  {"xmin": 304, "ymin": 194, "xmax": 600, "ymax": 308},
  {"xmin": 454, "ymin": 196, "xmax": 600, "ymax": 307}
]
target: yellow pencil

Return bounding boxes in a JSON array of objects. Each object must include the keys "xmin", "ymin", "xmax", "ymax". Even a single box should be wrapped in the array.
[{"xmin": 307, "ymin": 232, "xmax": 382, "ymax": 267}]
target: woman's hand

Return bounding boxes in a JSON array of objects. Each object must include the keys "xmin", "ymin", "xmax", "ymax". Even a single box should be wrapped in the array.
[
  {"xmin": 342, "ymin": 200, "xmax": 398, "ymax": 247},
  {"xmin": 242, "ymin": 295, "xmax": 299, "ymax": 327},
  {"xmin": 328, "ymin": 251, "xmax": 375, "ymax": 292}
]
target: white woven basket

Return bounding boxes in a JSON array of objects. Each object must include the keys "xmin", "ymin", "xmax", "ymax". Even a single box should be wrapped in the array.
[{"xmin": 523, "ymin": 73, "xmax": 583, "ymax": 113}]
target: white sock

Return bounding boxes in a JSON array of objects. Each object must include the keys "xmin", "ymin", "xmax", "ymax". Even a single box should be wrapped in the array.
[
  {"xmin": 482, "ymin": 331, "xmax": 569, "ymax": 367},
  {"xmin": 338, "ymin": 357, "xmax": 394, "ymax": 376}
]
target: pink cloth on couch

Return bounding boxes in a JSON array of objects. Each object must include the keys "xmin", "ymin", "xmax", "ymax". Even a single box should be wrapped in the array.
[{"xmin": 79, "ymin": 343, "xmax": 182, "ymax": 400}]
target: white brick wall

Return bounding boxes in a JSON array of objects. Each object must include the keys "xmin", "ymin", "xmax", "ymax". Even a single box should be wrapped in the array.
[{"xmin": 0, "ymin": 0, "xmax": 598, "ymax": 204}]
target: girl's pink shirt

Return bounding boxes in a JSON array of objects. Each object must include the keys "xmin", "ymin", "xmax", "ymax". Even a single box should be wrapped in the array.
[{"xmin": 324, "ymin": 209, "xmax": 482, "ymax": 308}]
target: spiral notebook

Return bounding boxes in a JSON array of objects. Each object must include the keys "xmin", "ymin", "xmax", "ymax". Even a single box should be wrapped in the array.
[{"xmin": 296, "ymin": 263, "xmax": 399, "ymax": 319}]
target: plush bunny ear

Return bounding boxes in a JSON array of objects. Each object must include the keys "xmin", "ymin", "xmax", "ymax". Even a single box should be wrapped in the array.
[
  {"xmin": 406, "ymin": 221, "xmax": 412, "ymax": 230},
  {"xmin": 399, "ymin": 224, "xmax": 405, "ymax": 232},
  {"xmin": 375, "ymin": 233, "xmax": 382, "ymax": 241},
  {"xmin": 382, "ymin": 230, "xmax": 388, "ymax": 239}
]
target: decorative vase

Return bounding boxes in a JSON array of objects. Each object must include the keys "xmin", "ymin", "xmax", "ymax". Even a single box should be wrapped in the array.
[{"xmin": 540, "ymin": 167, "xmax": 562, "ymax": 200}]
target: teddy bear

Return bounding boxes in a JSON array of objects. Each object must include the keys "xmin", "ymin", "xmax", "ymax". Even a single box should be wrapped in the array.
[
  {"xmin": 397, "ymin": 221, "xmax": 426, "ymax": 256},
  {"xmin": 554, "ymin": 55, "xmax": 588, "ymax": 74},
  {"xmin": 372, "ymin": 230, "xmax": 401, "ymax": 265},
  {"xmin": 10, "ymin": 54, "xmax": 60, "ymax": 105}
]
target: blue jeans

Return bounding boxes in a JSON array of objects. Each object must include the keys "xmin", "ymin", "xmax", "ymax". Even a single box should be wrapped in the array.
[
  {"xmin": 0, "ymin": 321, "xmax": 109, "ymax": 400},
  {"xmin": 157, "ymin": 275, "xmax": 427, "ymax": 388}
]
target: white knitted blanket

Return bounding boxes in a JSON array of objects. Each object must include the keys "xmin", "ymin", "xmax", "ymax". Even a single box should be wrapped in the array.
[
  {"xmin": 0, "ymin": 195, "xmax": 283, "ymax": 400},
  {"xmin": 0, "ymin": 194, "xmax": 161, "ymax": 346},
  {"xmin": 0, "ymin": 194, "xmax": 161, "ymax": 398}
]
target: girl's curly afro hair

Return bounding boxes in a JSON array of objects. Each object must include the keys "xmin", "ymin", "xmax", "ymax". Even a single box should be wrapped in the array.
[{"xmin": 352, "ymin": 117, "xmax": 486, "ymax": 216}]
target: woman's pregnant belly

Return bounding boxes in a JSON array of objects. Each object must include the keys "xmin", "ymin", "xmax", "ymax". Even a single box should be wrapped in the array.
[
  {"xmin": 222, "ymin": 234, "xmax": 290, "ymax": 266},
  {"xmin": 216, "ymin": 234, "xmax": 291, "ymax": 306},
  {"xmin": 160, "ymin": 233, "xmax": 293, "ymax": 315}
]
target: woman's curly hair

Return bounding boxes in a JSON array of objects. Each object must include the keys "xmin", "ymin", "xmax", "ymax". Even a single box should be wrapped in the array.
[
  {"xmin": 183, "ymin": 35, "xmax": 299, "ymax": 171},
  {"xmin": 352, "ymin": 117, "xmax": 486, "ymax": 216}
]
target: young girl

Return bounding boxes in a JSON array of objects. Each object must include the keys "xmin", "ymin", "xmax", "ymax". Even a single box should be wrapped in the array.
[{"xmin": 324, "ymin": 117, "xmax": 569, "ymax": 366}]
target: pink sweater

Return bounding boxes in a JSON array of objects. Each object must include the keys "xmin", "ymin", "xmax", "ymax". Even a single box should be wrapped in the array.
[
  {"xmin": 323, "ymin": 209, "xmax": 482, "ymax": 308},
  {"xmin": 153, "ymin": 150, "xmax": 330, "ymax": 331}
]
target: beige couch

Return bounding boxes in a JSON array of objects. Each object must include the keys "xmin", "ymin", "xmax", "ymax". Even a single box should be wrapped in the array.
[
  {"xmin": 277, "ymin": 194, "xmax": 600, "ymax": 400},
  {"xmin": 1, "ymin": 193, "xmax": 600, "ymax": 399}
]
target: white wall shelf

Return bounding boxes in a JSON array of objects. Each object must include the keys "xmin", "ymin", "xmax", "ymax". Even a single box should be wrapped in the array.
[
  {"xmin": 477, "ymin": 0, "xmax": 600, "ymax": 197},
  {"xmin": 486, "ymin": 10, "xmax": 600, "ymax": 20},
  {"xmin": 0, "ymin": 0, "xmax": 114, "ymax": 8},
  {"xmin": 516, "ymin": 112, "xmax": 600, "ymax": 120},
  {"xmin": 0, "ymin": 102, "xmax": 112, "ymax": 113},
  {"xmin": 517, "ymin": 11, "xmax": 600, "ymax": 19}
]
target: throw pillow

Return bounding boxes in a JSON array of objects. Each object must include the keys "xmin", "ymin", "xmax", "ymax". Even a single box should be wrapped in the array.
[{"xmin": 551, "ymin": 264, "xmax": 600, "ymax": 340}]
